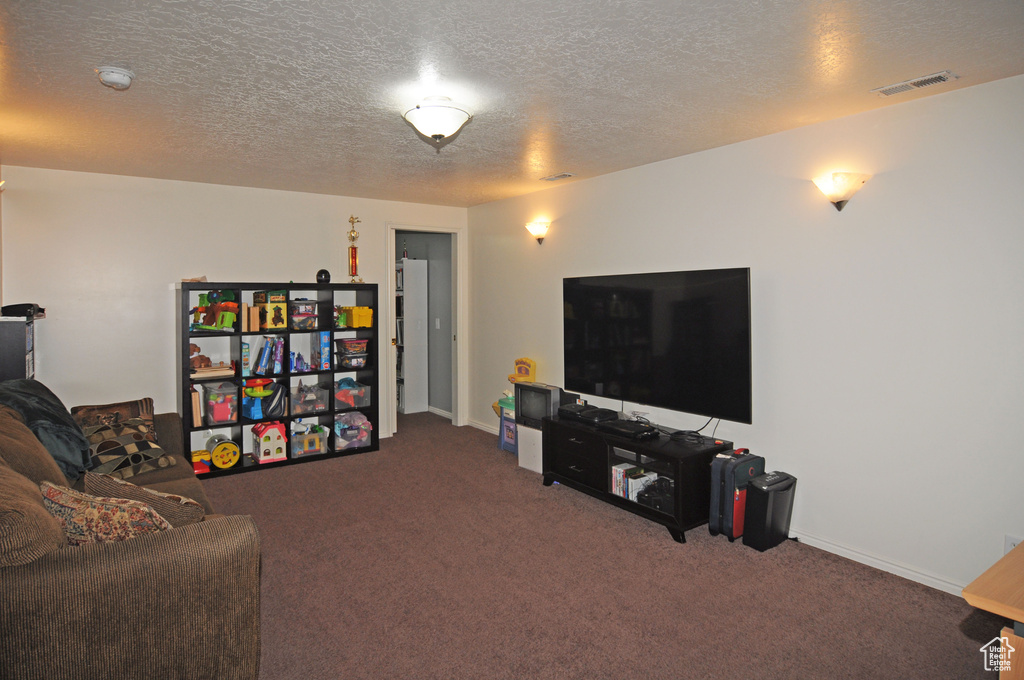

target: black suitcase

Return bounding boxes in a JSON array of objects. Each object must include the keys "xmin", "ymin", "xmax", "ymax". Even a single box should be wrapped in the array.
[{"xmin": 709, "ymin": 449, "xmax": 765, "ymax": 540}]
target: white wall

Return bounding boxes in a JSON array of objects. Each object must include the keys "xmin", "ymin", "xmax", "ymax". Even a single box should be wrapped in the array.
[
  {"xmin": 467, "ymin": 75, "xmax": 1024, "ymax": 592},
  {"xmin": 0, "ymin": 168, "xmax": 467, "ymax": 420}
]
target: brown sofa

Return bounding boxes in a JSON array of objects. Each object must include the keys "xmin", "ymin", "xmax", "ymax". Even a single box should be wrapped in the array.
[{"xmin": 0, "ymin": 408, "xmax": 260, "ymax": 680}]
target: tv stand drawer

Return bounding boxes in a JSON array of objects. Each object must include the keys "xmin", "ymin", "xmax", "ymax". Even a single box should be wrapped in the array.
[
  {"xmin": 552, "ymin": 447, "xmax": 605, "ymax": 489},
  {"xmin": 546, "ymin": 426, "xmax": 606, "ymax": 490}
]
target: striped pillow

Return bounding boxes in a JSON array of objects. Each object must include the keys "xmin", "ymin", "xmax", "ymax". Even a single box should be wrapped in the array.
[{"xmin": 83, "ymin": 472, "xmax": 204, "ymax": 527}]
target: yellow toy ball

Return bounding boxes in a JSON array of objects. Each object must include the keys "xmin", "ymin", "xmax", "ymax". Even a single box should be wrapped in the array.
[{"xmin": 207, "ymin": 435, "xmax": 240, "ymax": 469}]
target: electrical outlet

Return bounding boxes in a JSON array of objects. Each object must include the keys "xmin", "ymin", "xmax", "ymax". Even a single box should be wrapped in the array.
[{"xmin": 1005, "ymin": 534, "xmax": 1023, "ymax": 555}]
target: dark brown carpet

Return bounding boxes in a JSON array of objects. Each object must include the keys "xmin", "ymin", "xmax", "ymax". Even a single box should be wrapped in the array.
[{"xmin": 202, "ymin": 412, "xmax": 1003, "ymax": 679}]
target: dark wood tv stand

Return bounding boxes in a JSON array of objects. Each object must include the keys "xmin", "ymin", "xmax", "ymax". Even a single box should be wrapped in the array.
[{"xmin": 542, "ymin": 417, "xmax": 732, "ymax": 543}]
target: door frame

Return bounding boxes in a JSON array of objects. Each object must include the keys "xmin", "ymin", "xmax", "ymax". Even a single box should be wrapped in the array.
[{"xmin": 384, "ymin": 222, "xmax": 468, "ymax": 434}]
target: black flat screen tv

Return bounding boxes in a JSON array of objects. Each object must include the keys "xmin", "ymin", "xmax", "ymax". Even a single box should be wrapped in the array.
[{"xmin": 563, "ymin": 267, "xmax": 751, "ymax": 424}]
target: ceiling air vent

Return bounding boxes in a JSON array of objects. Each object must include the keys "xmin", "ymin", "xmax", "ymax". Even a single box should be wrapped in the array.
[
  {"xmin": 871, "ymin": 71, "xmax": 958, "ymax": 97},
  {"xmin": 540, "ymin": 172, "xmax": 576, "ymax": 182}
]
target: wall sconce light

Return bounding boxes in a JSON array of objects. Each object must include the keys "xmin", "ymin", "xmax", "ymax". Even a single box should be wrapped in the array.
[
  {"xmin": 525, "ymin": 221, "xmax": 550, "ymax": 244},
  {"xmin": 813, "ymin": 172, "xmax": 871, "ymax": 211},
  {"xmin": 403, "ymin": 96, "xmax": 472, "ymax": 143}
]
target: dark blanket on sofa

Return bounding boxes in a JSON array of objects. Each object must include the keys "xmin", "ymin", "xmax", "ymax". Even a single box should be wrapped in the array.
[{"xmin": 0, "ymin": 379, "xmax": 90, "ymax": 481}]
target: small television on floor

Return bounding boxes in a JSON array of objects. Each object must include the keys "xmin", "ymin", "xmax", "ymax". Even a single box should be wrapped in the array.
[{"xmin": 514, "ymin": 382, "xmax": 574, "ymax": 429}]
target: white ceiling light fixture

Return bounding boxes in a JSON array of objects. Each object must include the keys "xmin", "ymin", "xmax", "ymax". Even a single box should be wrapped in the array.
[
  {"xmin": 403, "ymin": 96, "xmax": 472, "ymax": 143},
  {"xmin": 96, "ymin": 66, "xmax": 135, "ymax": 90}
]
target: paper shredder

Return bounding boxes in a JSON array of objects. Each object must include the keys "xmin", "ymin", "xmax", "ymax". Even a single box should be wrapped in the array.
[{"xmin": 743, "ymin": 472, "xmax": 797, "ymax": 552}]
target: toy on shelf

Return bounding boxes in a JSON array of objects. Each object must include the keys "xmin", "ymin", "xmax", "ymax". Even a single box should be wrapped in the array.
[
  {"xmin": 290, "ymin": 352, "xmax": 312, "ymax": 373},
  {"xmin": 190, "ymin": 343, "xmax": 212, "ymax": 371},
  {"xmin": 243, "ymin": 378, "xmax": 275, "ymax": 398},
  {"xmin": 250, "ymin": 336, "xmax": 284, "ymax": 376},
  {"xmin": 251, "ymin": 422, "xmax": 288, "ymax": 463},
  {"xmin": 191, "ymin": 450, "xmax": 212, "ymax": 475},
  {"xmin": 291, "ymin": 419, "xmax": 327, "ymax": 457},
  {"xmin": 203, "ymin": 383, "xmax": 237, "ymax": 425},
  {"xmin": 337, "ymin": 352, "xmax": 368, "ymax": 369},
  {"xmin": 337, "ymin": 338, "xmax": 369, "ymax": 354},
  {"xmin": 190, "ymin": 295, "xmax": 208, "ymax": 330},
  {"xmin": 289, "ymin": 299, "xmax": 318, "ymax": 330},
  {"xmin": 334, "ymin": 411, "xmax": 372, "ymax": 450},
  {"xmin": 190, "ymin": 290, "xmax": 239, "ymax": 332},
  {"xmin": 206, "ymin": 434, "xmax": 240, "ymax": 469},
  {"xmin": 335, "ymin": 377, "xmax": 371, "ymax": 409},
  {"xmin": 335, "ymin": 337, "xmax": 370, "ymax": 369},
  {"xmin": 508, "ymin": 357, "xmax": 536, "ymax": 384},
  {"xmin": 335, "ymin": 305, "xmax": 373, "ymax": 329},
  {"xmin": 241, "ymin": 395, "xmax": 263, "ymax": 421},
  {"xmin": 310, "ymin": 331, "xmax": 331, "ymax": 371},
  {"xmin": 242, "ymin": 379, "xmax": 286, "ymax": 420},
  {"xmin": 253, "ymin": 290, "xmax": 287, "ymax": 330},
  {"xmin": 291, "ymin": 380, "xmax": 329, "ymax": 415},
  {"xmin": 190, "ymin": 342, "xmax": 235, "ymax": 379}
]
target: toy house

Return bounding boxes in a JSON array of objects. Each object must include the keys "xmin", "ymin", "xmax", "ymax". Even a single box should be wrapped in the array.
[{"xmin": 251, "ymin": 421, "xmax": 288, "ymax": 463}]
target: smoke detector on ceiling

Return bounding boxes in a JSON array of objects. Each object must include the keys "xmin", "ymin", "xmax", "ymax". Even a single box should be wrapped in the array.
[
  {"xmin": 96, "ymin": 67, "xmax": 135, "ymax": 90},
  {"xmin": 870, "ymin": 70, "xmax": 958, "ymax": 97}
]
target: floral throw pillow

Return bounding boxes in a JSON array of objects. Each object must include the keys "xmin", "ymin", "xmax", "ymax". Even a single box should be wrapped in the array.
[{"xmin": 39, "ymin": 482, "xmax": 171, "ymax": 545}]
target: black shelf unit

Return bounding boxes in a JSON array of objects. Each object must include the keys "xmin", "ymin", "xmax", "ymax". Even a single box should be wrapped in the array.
[
  {"xmin": 176, "ymin": 281, "xmax": 379, "ymax": 478},
  {"xmin": 542, "ymin": 417, "xmax": 731, "ymax": 543},
  {"xmin": 0, "ymin": 317, "xmax": 36, "ymax": 380}
]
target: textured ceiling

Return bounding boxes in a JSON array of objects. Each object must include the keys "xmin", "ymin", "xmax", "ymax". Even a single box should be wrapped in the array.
[{"xmin": 1, "ymin": 0, "xmax": 1023, "ymax": 207}]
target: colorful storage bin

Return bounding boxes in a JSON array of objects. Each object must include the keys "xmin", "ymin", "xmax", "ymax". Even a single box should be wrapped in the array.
[
  {"xmin": 337, "ymin": 353, "xmax": 368, "ymax": 369},
  {"xmin": 290, "ymin": 382, "xmax": 330, "ymax": 415},
  {"xmin": 334, "ymin": 412, "xmax": 372, "ymax": 450},
  {"xmin": 335, "ymin": 380, "xmax": 372, "ymax": 409},
  {"xmin": 335, "ymin": 338, "xmax": 369, "ymax": 355},
  {"xmin": 204, "ymin": 382, "xmax": 237, "ymax": 425}
]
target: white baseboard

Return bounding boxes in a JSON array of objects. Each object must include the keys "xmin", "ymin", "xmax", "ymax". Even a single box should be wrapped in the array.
[
  {"xmin": 428, "ymin": 406, "xmax": 453, "ymax": 419},
  {"xmin": 468, "ymin": 417, "xmax": 499, "ymax": 436},
  {"xmin": 791, "ymin": 527, "xmax": 965, "ymax": 596}
]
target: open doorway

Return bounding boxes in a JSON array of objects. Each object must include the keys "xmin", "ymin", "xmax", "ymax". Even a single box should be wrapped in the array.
[{"xmin": 385, "ymin": 223, "xmax": 468, "ymax": 436}]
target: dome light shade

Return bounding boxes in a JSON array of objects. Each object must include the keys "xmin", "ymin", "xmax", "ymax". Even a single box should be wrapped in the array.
[
  {"xmin": 403, "ymin": 96, "xmax": 472, "ymax": 142},
  {"xmin": 96, "ymin": 66, "xmax": 135, "ymax": 90}
]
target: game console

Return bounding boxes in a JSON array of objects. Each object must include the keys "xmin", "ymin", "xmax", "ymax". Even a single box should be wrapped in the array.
[
  {"xmin": 557, "ymin": 403, "xmax": 591, "ymax": 419},
  {"xmin": 557, "ymin": 404, "xmax": 617, "ymax": 423},
  {"xmin": 597, "ymin": 419, "xmax": 659, "ymax": 440}
]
